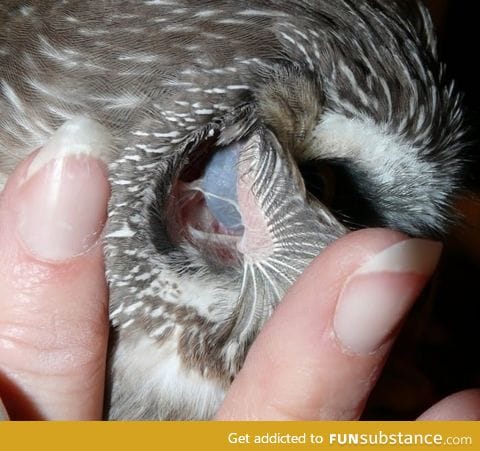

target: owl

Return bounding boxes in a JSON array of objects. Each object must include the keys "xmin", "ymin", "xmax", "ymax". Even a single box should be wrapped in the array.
[{"xmin": 0, "ymin": 0, "xmax": 467, "ymax": 419}]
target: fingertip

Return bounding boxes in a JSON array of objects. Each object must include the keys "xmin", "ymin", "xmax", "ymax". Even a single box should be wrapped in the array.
[
  {"xmin": 311, "ymin": 228, "xmax": 409, "ymax": 267},
  {"xmin": 1, "ymin": 120, "xmax": 111, "ymax": 264},
  {"xmin": 418, "ymin": 389, "xmax": 480, "ymax": 420}
]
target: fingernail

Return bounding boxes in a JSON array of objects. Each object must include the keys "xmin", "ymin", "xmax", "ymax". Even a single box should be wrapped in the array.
[
  {"xmin": 14, "ymin": 117, "xmax": 111, "ymax": 261},
  {"xmin": 333, "ymin": 239, "xmax": 442, "ymax": 355},
  {"xmin": 0, "ymin": 398, "xmax": 9, "ymax": 420}
]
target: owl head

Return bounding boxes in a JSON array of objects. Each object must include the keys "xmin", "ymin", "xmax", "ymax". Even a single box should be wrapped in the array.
[
  {"xmin": 0, "ymin": 0, "xmax": 469, "ymax": 419},
  {"xmin": 100, "ymin": 1, "xmax": 467, "ymax": 383}
]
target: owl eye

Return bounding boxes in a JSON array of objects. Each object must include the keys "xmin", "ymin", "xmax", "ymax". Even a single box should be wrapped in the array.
[
  {"xmin": 299, "ymin": 160, "xmax": 336, "ymax": 206},
  {"xmin": 300, "ymin": 159, "xmax": 382, "ymax": 229},
  {"xmin": 202, "ymin": 143, "xmax": 244, "ymax": 233}
]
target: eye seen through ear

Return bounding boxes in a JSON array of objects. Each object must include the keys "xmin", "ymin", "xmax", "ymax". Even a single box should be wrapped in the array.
[
  {"xmin": 299, "ymin": 160, "xmax": 336, "ymax": 206},
  {"xmin": 299, "ymin": 159, "xmax": 382, "ymax": 229}
]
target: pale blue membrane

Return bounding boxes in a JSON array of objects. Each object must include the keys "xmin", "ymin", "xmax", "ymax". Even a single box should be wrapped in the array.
[{"xmin": 202, "ymin": 143, "xmax": 244, "ymax": 232}]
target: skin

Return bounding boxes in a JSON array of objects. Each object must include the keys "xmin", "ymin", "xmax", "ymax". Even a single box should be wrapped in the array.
[{"xmin": 0, "ymin": 149, "xmax": 479, "ymax": 421}]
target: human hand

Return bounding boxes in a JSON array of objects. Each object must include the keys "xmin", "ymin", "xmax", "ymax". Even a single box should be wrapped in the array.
[{"xmin": 1, "ymin": 119, "xmax": 478, "ymax": 421}]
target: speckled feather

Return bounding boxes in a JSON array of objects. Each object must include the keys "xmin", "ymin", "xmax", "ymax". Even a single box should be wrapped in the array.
[{"xmin": 0, "ymin": 0, "xmax": 467, "ymax": 419}]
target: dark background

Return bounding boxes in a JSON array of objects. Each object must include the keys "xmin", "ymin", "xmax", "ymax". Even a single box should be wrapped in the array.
[
  {"xmin": 442, "ymin": 1, "xmax": 480, "ymax": 121},
  {"xmin": 437, "ymin": 0, "xmax": 480, "ymax": 417},
  {"xmin": 365, "ymin": 1, "xmax": 480, "ymax": 419},
  {"xmin": 443, "ymin": 1, "xmax": 480, "ymax": 189}
]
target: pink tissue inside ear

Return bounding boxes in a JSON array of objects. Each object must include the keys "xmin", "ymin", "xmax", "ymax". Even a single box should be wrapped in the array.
[{"xmin": 236, "ymin": 161, "xmax": 274, "ymax": 260}]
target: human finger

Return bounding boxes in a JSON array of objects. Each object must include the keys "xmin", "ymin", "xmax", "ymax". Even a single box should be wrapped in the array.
[
  {"xmin": 217, "ymin": 229, "xmax": 442, "ymax": 420},
  {"xmin": 417, "ymin": 389, "xmax": 480, "ymax": 420},
  {"xmin": 0, "ymin": 117, "xmax": 111, "ymax": 420}
]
